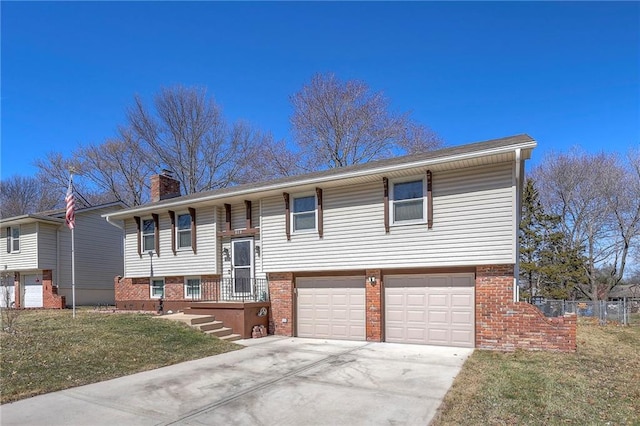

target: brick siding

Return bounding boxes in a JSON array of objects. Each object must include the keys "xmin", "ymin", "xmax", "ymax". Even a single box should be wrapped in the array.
[
  {"xmin": 476, "ymin": 265, "xmax": 576, "ymax": 352},
  {"xmin": 267, "ymin": 272, "xmax": 294, "ymax": 336},
  {"xmin": 365, "ymin": 269, "xmax": 382, "ymax": 342},
  {"xmin": 42, "ymin": 269, "xmax": 65, "ymax": 309}
]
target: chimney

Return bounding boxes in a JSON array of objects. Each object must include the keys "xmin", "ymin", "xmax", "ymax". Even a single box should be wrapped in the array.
[{"xmin": 150, "ymin": 170, "xmax": 181, "ymax": 202}]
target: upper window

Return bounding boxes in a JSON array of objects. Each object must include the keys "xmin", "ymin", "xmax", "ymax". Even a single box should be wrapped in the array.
[
  {"xmin": 150, "ymin": 278, "xmax": 164, "ymax": 298},
  {"xmin": 142, "ymin": 219, "xmax": 155, "ymax": 252},
  {"xmin": 177, "ymin": 213, "xmax": 192, "ymax": 249},
  {"xmin": 6, "ymin": 227, "xmax": 19, "ymax": 253},
  {"xmin": 391, "ymin": 179, "xmax": 425, "ymax": 224},
  {"xmin": 292, "ymin": 195, "xmax": 316, "ymax": 232}
]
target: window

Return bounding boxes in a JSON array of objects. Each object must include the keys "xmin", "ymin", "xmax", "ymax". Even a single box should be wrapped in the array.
[
  {"xmin": 292, "ymin": 195, "xmax": 316, "ymax": 232},
  {"xmin": 150, "ymin": 278, "xmax": 164, "ymax": 298},
  {"xmin": 142, "ymin": 219, "xmax": 155, "ymax": 252},
  {"xmin": 185, "ymin": 277, "xmax": 201, "ymax": 299},
  {"xmin": 177, "ymin": 214, "xmax": 192, "ymax": 249},
  {"xmin": 391, "ymin": 179, "xmax": 425, "ymax": 224},
  {"xmin": 6, "ymin": 227, "xmax": 19, "ymax": 253}
]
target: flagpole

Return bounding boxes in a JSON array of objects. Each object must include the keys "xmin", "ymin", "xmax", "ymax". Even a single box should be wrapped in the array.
[
  {"xmin": 71, "ymin": 226, "xmax": 76, "ymax": 318},
  {"xmin": 66, "ymin": 172, "xmax": 77, "ymax": 319}
]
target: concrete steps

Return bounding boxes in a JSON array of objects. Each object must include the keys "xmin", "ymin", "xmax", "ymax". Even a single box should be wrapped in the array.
[{"xmin": 156, "ymin": 313, "xmax": 240, "ymax": 341}]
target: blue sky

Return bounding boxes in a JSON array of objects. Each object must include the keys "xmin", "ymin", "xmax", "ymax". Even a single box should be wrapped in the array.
[{"xmin": 1, "ymin": 1, "xmax": 638, "ymax": 180}]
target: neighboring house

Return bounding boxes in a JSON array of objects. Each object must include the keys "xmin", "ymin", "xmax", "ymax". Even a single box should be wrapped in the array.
[
  {"xmin": 104, "ymin": 134, "xmax": 576, "ymax": 351},
  {"xmin": 0, "ymin": 202, "xmax": 126, "ymax": 308}
]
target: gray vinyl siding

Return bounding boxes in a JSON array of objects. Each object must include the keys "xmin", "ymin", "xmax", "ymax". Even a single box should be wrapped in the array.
[
  {"xmin": 1, "ymin": 223, "xmax": 38, "ymax": 270},
  {"xmin": 124, "ymin": 205, "xmax": 218, "ymax": 278},
  {"xmin": 57, "ymin": 206, "xmax": 124, "ymax": 305},
  {"xmin": 37, "ymin": 223, "xmax": 59, "ymax": 270},
  {"xmin": 261, "ymin": 162, "xmax": 516, "ymax": 271}
]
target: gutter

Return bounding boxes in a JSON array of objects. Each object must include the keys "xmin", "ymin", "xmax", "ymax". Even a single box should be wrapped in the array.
[{"xmin": 514, "ymin": 148, "xmax": 522, "ymax": 302}]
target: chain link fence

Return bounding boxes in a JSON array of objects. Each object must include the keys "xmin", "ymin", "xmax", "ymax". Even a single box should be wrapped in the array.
[{"xmin": 531, "ymin": 298, "xmax": 640, "ymax": 325}]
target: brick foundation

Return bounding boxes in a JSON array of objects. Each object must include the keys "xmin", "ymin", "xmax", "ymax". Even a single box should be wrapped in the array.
[
  {"xmin": 365, "ymin": 269, "xmax": 382, "ymax": 342},
  {"xmin": 42, "ymin": 270, "xmax": 65, "ymax": 309},
  {"xmin": 267, "ymin": 272, "xmax": 294, "ymax": 336},
  {"xmin": 114, "ymin": 274, "xmax": 220, "ymax": 312},
  {"xmin": 476, "ymin": 265, "xmax": 576, "ymax": 352}
]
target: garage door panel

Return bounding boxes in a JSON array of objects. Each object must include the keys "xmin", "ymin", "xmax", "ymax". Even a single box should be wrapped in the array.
[
  {"xmin": 385, "ymin": 273, "xmax": 475, "ymax": 348},
  {"xmin": 428, "ymin": 294, "xmax": 448, "ymax": 307},
  {"xmin": 406, "ymin": 309, "xmax": 426, "ymax": 322},
  {"xmin": 406, "ymin": 294, "xmax": 426, "ymax": 306},
  {"xmin": 451, "ymin": 311, "xmax": 473, "ymax": 324},
  {"xmin": 428, "ymin": 310, "xmax": 448, "ymax": 324},
  {"xmin": 296, "ymin": 277, "xmax": 365, "ymax": 341}
]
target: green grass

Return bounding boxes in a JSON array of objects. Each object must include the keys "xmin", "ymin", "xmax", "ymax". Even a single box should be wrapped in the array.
[
  {"xmin": 432, "ymin": 319, "xmax": 640, "ymax": 425},
  {"xmin": 0, "ymin": 309, "xmax": 241, "ymax": 403}
]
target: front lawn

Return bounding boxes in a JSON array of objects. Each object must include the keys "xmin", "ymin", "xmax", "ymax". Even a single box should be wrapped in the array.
[
  {"xmin": 0, "ymin": 309, "xmax": 241, "ymax": 403},
  {"xmin": 432, "ymin": 319, "xmax": 640, "ymax": 425}
]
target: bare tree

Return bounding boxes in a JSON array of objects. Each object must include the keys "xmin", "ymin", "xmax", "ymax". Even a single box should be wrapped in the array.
[
  {"xmin": 534, "ymin": 148, "xmax": 640, "ymax": 304},
  {"xmin": 290, "ymin": 73, "xmax": 442, "ymax": 170},
  {"xmin": 127, "ymin": 85, "xmax": 262, "ymax": 194},
  {"xmin": 75, "ymin": 128, "xmax": 153, "ymax": 206},
  {"xmin": 33, "ymin": 152, "xmax": 97, "ymax": 208},
  {"xmin": 0, "ymin": 175, "xmax": 59, "ymax": 217}
]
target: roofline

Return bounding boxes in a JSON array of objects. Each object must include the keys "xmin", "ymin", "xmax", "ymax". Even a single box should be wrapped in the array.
[
  {"xmin": 2, "ymin": 201, "xmax": 127, "ymax": 225},
  {"xmin": 0, "ymin": 214, "xmax": 65, "ymax": 226},
  {"xmin": 105, "ymin": 135, "xmax": 536, "ymax": 219}
]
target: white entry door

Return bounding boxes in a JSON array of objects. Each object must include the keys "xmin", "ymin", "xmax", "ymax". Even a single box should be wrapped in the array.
[
  {"xmin": 231, "ymin": 238, "xmax": 254, "ymax": 296},
  {"xmin": 23, "ymin": 274, "xmax": 43, "ymax": 308}
]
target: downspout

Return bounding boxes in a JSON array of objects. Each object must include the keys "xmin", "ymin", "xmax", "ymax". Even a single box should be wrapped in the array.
[{"xmin": 514, "ymin": 148, "xmax": 522, "ymax": 302}]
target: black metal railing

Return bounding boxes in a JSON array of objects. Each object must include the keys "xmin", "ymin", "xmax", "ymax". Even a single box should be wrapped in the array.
[{"xmin": 190, "ymin": 278, "xmax": 269, "ymax": 302}]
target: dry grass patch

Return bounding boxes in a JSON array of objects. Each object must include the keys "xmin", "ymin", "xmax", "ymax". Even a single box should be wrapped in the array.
[
  {"xmin": 0, "ymin": 309, "xmax": 241, "ymax": 403},
  {"xmin": 433, "ymin": 319, "xmax": 640, "ymax": 425}
]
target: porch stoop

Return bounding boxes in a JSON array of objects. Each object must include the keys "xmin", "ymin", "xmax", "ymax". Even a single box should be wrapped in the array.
[{"xmin": 155, "ymin": 313, "xmax": 242, "ymax": 342}]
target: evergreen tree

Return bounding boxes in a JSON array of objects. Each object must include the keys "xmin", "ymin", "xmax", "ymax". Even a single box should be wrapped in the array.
[{"xmin": 519, "ymin": 178, "xmax": 586, "ymax": 299}]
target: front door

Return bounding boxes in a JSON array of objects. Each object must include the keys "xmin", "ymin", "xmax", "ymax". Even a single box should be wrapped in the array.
[{"xmin": 231, "ymin": 238, "xmax": 254, "ymax": 295}]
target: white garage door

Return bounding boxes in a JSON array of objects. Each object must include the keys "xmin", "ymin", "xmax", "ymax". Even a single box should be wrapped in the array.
[
  {"xmin": 23, "ymin": 274, "xmax": 43, "ymax": 308},
  {"xmin": 297, "ymin": 276, "xmax": 365, "ymax": 341},
  {"xmin": 385, "ymin": 273, "xmax": 475, "ymax": 348},
  {"xmin": 0, "ymin": 285, "xmax": 15, "ymax": 307}
]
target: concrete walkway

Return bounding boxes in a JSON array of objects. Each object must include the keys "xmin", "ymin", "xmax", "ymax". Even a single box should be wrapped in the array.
[{"xmin": 0, "ymin": 337, "xmax": 472, "ymax": 426}]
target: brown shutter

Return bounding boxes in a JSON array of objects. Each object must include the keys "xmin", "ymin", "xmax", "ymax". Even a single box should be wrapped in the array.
[
  {"xmin": 426, "ymin": 170, "xmax": 433, "ymax": 229},
  {"xmin": 168, "ymin": 210, "xmax": 176, "ymax": 255},
  {"xmin": 224, "ymin": 204, "xmax": 232, "ymax": 232},
  {"xmin": 283, "ymin": 192, "xmax": 291, "ymax": 241},
  {"xmin": 316, "ymin": 187, "xmax": 323, "ymax": 238},
  {"xmin": 152, "ymin": 213, "xmax": 160, "ymax": 256},
  {"xmin": 244, "ymin": 200, "xmax": 252, "ymax": 229},
  {"xmin": 189, "ymin": 207, "xmax": 197, "ymax": 254},
  {"xmin": 133, "ymin": 216, "xmax": 141, "ymax": 257},
  {"xmin": 6, "ymin": 227, "xmax": 10, "ymax": 253},
  {"xmin": 383, "ymin": 178, "xmax": 390, "ymax": 233}
]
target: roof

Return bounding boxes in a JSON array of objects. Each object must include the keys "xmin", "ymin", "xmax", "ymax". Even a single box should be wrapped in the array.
[
  {"xmin": 1, "ymin": 201, "xmax": 127, "ymax": 226},
  {"xmin": 105, "ymin": 133, "xmax": 536, "ymax": 219}
]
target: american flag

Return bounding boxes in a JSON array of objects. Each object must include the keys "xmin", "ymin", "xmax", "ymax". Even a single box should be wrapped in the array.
[{"xmin": 65, "ymin": 175, "xmax": 76, "ymax": 230}]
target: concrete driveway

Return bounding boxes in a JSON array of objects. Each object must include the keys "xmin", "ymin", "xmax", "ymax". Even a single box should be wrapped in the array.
[{"xmin": 0, "ymin": 337, "xmax": 472, "ymax": 426}]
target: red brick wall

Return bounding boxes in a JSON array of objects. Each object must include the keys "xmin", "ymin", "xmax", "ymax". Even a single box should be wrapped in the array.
[
  {"xmin": 365, "ymin": 269, "xmax": 382, "ymax": 342},
  {"xmin": 42, "ymin": 270, "xmax": 65, "ymax": 309},
  {"xmin": 114, "ymin": 274, "xmax": 222, "ymax": 311},
  {"xmin": 476, "ymin": 265, "xmax": 576, "ymax": 352},
  {"xmin": 267, "ymin": 272, "xmax": 294, "ymax": 336},
  {"xmin": 150, "ymin": 174, "xmax": 181, "ymax": 202}
]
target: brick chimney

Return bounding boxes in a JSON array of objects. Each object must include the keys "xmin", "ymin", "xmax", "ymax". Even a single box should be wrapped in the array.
[{"xmin": 150, "ymin": 170, "xmax": 181, "ymax": 202}]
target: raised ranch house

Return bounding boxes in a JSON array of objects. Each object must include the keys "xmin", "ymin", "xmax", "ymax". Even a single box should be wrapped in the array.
[
  {"xmin": 104, "ymin": 135, "xmax": 576, "ymax": 351},
  {"xmin": 0, "ymin": 202, "xmax": 125, "ymax": 308}
]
